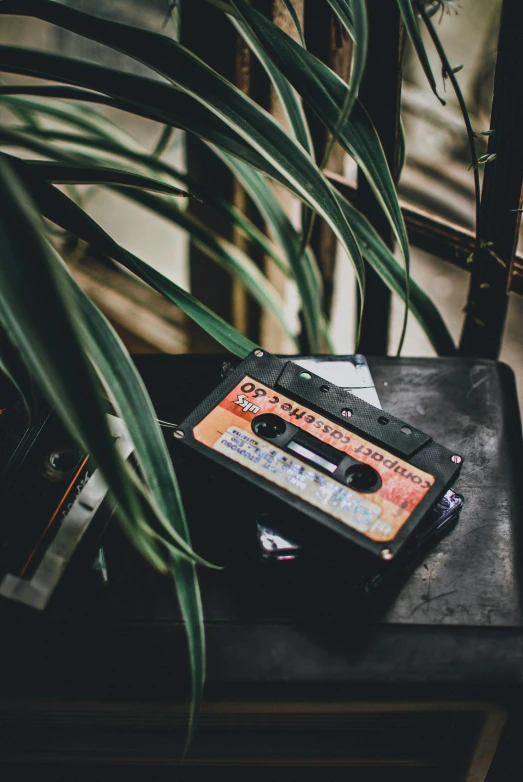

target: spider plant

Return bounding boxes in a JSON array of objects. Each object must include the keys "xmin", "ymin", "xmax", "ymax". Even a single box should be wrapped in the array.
[{"xmin": 0, "ymin": 0, "xmax": 469, "ymax": 744}]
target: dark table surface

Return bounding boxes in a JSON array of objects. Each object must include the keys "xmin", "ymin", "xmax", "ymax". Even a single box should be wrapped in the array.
[{"xmin": 3, "ymin": 354, "xmax": 523, "ymax": 701}]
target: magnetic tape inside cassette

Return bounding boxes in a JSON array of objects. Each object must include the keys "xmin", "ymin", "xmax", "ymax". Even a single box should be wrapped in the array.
[{"xmin": 176, "ymin": 350, "xmax": 463, "ymax": 560}]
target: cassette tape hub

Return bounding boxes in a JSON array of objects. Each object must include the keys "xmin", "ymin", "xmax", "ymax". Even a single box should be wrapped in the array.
[{"xmin": 176, "ymin": 350, "xmax": 463, "ymax": 560}]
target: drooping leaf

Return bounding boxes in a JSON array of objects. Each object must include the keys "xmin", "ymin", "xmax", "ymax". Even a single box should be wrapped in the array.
[
  {"xmin": 331, "ymin": 185, "xmax": 456, "ymax": 356},
  {"xmin": 213, "ymin": 146, "xmax": 325, "ymax": 351},
  {"xmin": 325, "ymin": 0, "xmax": 368, "ymax": 130},
  {"xmin": 22, "ymin": 160, "xmax": 192, "ymax": 196},
  {"xmin": 3, "ymin": 143, "xmax": 293, "ymax": 341},
  {"xmin": 0, "ymin": 154, "xmax": 209, "ymax": 568},
  {"xmin": 278, "ymin": 0, "xmax": 306, "ymax": 47},
  {"xmin": 5, "ymin": 154, "xmax": 257, "ymax": 358},
  {"xmin": 54, "ymin": 249, "xmax": 204, "ymax": 748},
  {"xmin": 0, "ymin": 323, "xmax": 37, "ymax": 418},
  {"xmin": 226, "ymin": 10, "xmax": 321, "ymax": 348},
  {"xmin": 222, "ymin": 1, "xmax": 408, "ymax": 343},
  {"xmin": 231, "ymin": 15, "xmax": 313, "ymax": 157},
  {"xmin": 110, "ymin": 186, "xmax": 298, "ymax": 345},
  {"xmin": 396, "ymin": 0, "xmax": 445, "ymax": 104},
  {"xmin": 0, "ymin": 49, "xmax": 276, "ymax": 175},
  {"xmin": 229, "ymin": 0, "xmax": 406, "ymax": 257},
  {"xmin": 398, "ymin": 115, "xmax": 406, "ymax": 179},
  {"xmin": 0, "ymin": 120, "xmax": 290, "ymax": 277},
  {"xmin": 325, "ymin": 0, "xmax": 354, "ymax": 38},
  {"xmin": 0, "ymin": 3, "xmax": 365, "ymax": 320},
  {"xmin": 0, "ymin": 87, "xmax": 147, "ymax": 152},
  {"xmin": 153, "ymin": 124, "xmax": 176, "ymax": 158}
]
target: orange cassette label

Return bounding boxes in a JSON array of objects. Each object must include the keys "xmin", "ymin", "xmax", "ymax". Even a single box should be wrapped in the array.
[{"xmin": 193, "ymin": 377, "xmax": 435, "ymax": 542}]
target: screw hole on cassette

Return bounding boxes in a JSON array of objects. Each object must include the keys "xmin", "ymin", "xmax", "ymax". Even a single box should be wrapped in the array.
[
  {"xmin": 378, "ymin": 416, "xmax": 389, "ymax": 425},
  {"xmin": 341, "ymin": 408, "xmax": 352, "ymax": 418},
  {"xmin": 320, "ymin": 384, "xmax": 330, "ymax": 393},
  {"xmin": 299, "ymin": 371, "xmax": 312, "ymax": 380},
  {"xmin": 401, "ymin": 425, "xmax": 412, "ymax": 435}
]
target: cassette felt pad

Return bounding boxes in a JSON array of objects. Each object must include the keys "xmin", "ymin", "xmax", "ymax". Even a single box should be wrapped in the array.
[{"xmin": 177, "ymin": 351, "xmax": 462, "ymax": 558}]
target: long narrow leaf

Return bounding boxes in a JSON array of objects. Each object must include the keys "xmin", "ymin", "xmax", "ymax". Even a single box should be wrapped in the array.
[
  {"xmin": 224, "ymin": 0, "xmax": 409, "ymax": 347},
  {"xmin": 0, "ymin": 48, "xmax": 276, "ymax": 175},
  {"xmin": 5, "ymin": 155, "xmax": 257, "ymax": 358},
  {"xmin": 229, "ymin": 0, "xmax": 407, "ymax": 263},
  {"xmin": 325, "ymin": 0, "xmax": 354, "ymax": 38},
  {"xmin": 231, "ymin": 16, "xmax": 313, "ymax": 156},
  {"xmin": 278, "ymin": 0, "xmax": 306, "ymax": 47},
  {"xmin": 0, "ymin": 61, "xmax": 362, "ymax": 337},
  {"xmin": 396, "ymin": 0, "xmax": 445, "ymax": 104},
  {"xmin": 0, "ymin": 155, "xmax": 208, "ymax": 568},
  {"xmin": 213, "ymin": 146, "xmax": 325, "ymax": 350},
  {"xmin": 23, "ymin": 160, "xmax": 192, "ymax": 196},
  {"xmin": 111, "ymin": 186, "xmax": 298, "ymax": 344},
  {"xmin": 0, "ymin": 324, "xmax": 37, "ymax": 417},
  {"xmin": 0, "ymin": 3, "xmax": 365, "ymax": 315},
  {"xmin": 0, "ymin": 87, "xmax": 147, "ymax": 151},
  {"xmin": 333, "ymin": 187, "xmax": 456, "ymax": 356},
  {"xmin": 325, "ymin": 0, "xmax": 368, "ymax": 131},
  {"xmin": 0, "ymin": 119, "xmax": 290, "ymax": 276},
  {"xmin": 2, "ymin": 146, "xmax": 293, "ymax": 342},
  {"xmin": 57, "ymin": 251, "xmax": 204, "ymax": 748},
  {"xmin": 227, "ymin": 11, "xmax": 320, "ymax": 348}
]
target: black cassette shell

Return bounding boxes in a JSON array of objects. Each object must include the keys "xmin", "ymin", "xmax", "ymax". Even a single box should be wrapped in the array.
[{"xmin": 176, "ymin": 350, "xmax": 463, "ymax": 559}]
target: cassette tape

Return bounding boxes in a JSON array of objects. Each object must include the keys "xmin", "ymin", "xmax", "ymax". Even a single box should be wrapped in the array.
[
  {"xmin": 0, "ymin": 387, "xmax": 133, "ymax": 610},
  {"xmin": 175, "ymin": 350, "xmax": 463, "ymax": 560}
]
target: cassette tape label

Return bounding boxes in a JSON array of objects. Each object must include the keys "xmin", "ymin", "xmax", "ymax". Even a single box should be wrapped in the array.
[
  {"xmin": 193, "ymin": 377, "xmax": 436, "ymax": 541},
  {"xmin": 215, "ymin": 426, "xmax": 390, "ymax": 539}
]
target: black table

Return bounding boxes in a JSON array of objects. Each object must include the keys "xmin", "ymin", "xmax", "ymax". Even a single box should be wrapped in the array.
[{"xmin": 1, "ymin": 355, "xmax": 522, "ymax": 781}]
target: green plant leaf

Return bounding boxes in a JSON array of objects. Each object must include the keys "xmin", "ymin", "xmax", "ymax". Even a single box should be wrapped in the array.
[
  {"xmin": 0, "ymin": 117, "xmax": 290, "ymax": 276},
  {"xmin": 222, "ymin": 0, "xmax": 408, "ymax": 346},
  {"xmin": 0, "ymin": 87, "xmax": 150, "ymax": 153},
  {"xmin": 0, "ymin": 3, "xmax": 365, "ymax": 326},
  {"xmin": 326, "ymin": 0, "xmax": 367, "ymax": 126},
  {"xmin": 5, "ymin": 154, "xmax": 257, "ymax": 358},
  {"xmin": 229, "ymin": 0, "xmax": 404, "ymax": 257},
  {"xmin": 22, "ymin": 160, "xmax": 193, "ymax": 196},
  {"xmin": 30, "ymin": 121, "xmax": 322, "ymax": 353},
  {"xmin": 227, "ymin": 9, "xmax": 320, "ymax": 348},
  {"xmin": 0, "ymin": 323, "xmax": 37, "ymax": 418},
  {"xmin": 212, "ymin": 146, "xmax": 326, "ymax": 351},
  {"xmin": 0, "ymin": 49, "xmax": 276, "ymax": 175},
  {"xmin": 231, "ymin": 15, "xmax": 313, "ymax": 157},
  {"xmin": 0, "ymin": 153, "xmax": 209, "ymax": 568},
  {"xmin": 110, "ymin": 186, "xmax": 298, "ymax": 345},
  {"xmin": 398, "ymin": 115, "xmax": 406, "ymax": 179},
  {"xmin": 2, "ymin": 141, "xmax": 293, "ymax": 342},
  {"xmin": 278, "ymin": 0, "xmax": 306, "ymax": 47},
  {"xmin": 55, "ymin": 250, "xmax": 204, "ymax": 749},
  {"xmin": 325, "ymin": 0, "xmax": 354, "ymax": 37},
  {"xmin": 396, "ymin": 0, "xmax": 445, "ymax": 105},
  {"xmin": 153, "ymin": 124, "xmax": 175, "ymax": 158},
  {"xmin": 331, "ymin": 185, "xmax": 456, "ymax": 356}
]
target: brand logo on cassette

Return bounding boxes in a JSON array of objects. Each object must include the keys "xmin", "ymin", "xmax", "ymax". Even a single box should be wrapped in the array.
[
  {"xmin": 193, "ymin": 376, "xmax": 436, "ymax": 542},
  {"xmin": 233, "ymin": 394, "xmax": 261, "ymax": 415}
]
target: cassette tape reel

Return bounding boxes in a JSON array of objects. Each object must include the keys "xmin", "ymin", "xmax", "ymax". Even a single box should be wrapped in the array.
[{"xmin": 175, "ymin": 350, "xmax": 463, "ymax": 560}]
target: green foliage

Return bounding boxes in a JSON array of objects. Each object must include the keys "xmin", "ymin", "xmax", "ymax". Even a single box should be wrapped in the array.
[{"xmin": 0, "ymin": 0, "xmax": 460, "ymax": 745}]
